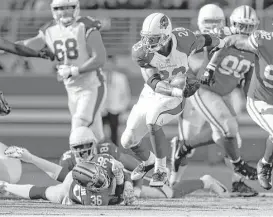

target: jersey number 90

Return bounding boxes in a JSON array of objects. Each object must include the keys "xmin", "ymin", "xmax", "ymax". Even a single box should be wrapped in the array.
[
  {"xmin": 219, "ymin": 55, "xmax": 252, "ymax": 78},
  {"xmin": 53, "ymin": 38, "xmax": 79, "ymax": 61}
]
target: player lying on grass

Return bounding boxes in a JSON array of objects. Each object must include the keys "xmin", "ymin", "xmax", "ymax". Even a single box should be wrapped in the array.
[
  {"xmin": 1, "ymin": 152, "xmax": 136, "ymax": 205},
  {"xmin": 1, "ymin": 145, "xmax": 229, "ymax": 204},
  {"xmin": 1, "ymin": 128, "xmax": 229, "ymax": 202}
]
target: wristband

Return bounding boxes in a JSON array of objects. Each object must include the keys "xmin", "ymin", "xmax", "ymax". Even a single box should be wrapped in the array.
[{"xmin": 71, "ymin": 66, "xmax": 79, "ymax": 76}]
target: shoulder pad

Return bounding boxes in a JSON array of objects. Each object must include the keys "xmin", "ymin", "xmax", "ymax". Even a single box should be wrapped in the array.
[
  {"xmin": 194, "ymin": 30, "xmax": 201, "ymax": 35},
  {"xmin": 77, "ymin": 16, "xmax": 102, "ymax": 32},
  {"xmin": 131, "ymin": 41, "xmax": 155, "ymax": 68},
  {"xmin": 39, "ymin": 20, "xmax": 56, "ymax": 34},
  {"xmin": 97, "ymin": 142, "xmax": 119, "ymax": 158},
  {"xmin": 172, "ymin": 27, "xmax": 196, "ymax": 55},
  {"xmin": 248, "ymin": 30, "xmax": 269, "ymax": 50}
]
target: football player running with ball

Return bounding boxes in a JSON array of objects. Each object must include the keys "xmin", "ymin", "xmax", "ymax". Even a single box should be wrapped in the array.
[
  {"xmin": 170, "ymin": 4, "xmax": 259, "ymax": 197},
  {"xmin": 16, "ymin": 0, "xmax": 107, "ymax": 141},
  {"xmin": 205, "ymin": 16, "xmax": 273, "ymax": 191},
  {"xmin": 121, "ymin": 12, "xmax": 225, "ymax": 187}
]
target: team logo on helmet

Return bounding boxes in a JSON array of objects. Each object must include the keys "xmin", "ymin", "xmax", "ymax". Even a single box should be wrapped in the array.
[{"xmin": 160, "ymin": 15, "xmax": 169, "ymax": 29}]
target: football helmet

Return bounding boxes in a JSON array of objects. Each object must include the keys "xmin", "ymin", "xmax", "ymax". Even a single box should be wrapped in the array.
[
  {"xmin": 72, "ymin": 161, "xmax": 110, "ymax": 192},
  {"xmin": 140, "ymin": 13, "xmax": 172, "ymax": 52},
  {"xmin": 69, "ymin": 127, "xmax": 97, "ymax": 163},
  {"xmin": 51, "ymin": 0, "xmax": 80, "ymax": 26},
  {"xmin": 197, "ymin": 4, "xmax": 225, "ymax": 33},
  {"xmin": 230, "ymin": 5, "xmax": 259, "ymax": 35}
]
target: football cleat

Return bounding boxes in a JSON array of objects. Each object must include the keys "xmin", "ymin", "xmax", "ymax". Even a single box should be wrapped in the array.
[
  {"xmin": 131, "ymin": 162, "xmax": 154, "ymax": 181},
  {"xmin": 201, "ymin": 175, "xmax": 229, "ymax": 197},
  {"xmin": 149, "ymin": 169, "xmax": 168, "ymax": 187},
  {"xmin": 231, "ymin": 180, "xmax": 258, "ymax": 197},
  {"xmin": 4, "ymin": 146, "xmax": 33, "ymax": 163},
  {"xmin": 257, "ymin": 159, "xmax": 273, "ymax": 190},
  {"xmin": 233, "ymin": 159, "xmax": 258, "ymax": 180},
  {"xmin": 0, "ymin": 181, "xmax": 8, "ymax": 196}
]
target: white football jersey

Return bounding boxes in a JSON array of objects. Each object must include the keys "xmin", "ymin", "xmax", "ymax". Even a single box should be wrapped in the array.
[
  {"xmin": 39, "ymin": 17, "xmax": 103, "ymax": 89},
  {"xmin": 132, "ymin": 27, "xmax": 199, "ymax": 82}
]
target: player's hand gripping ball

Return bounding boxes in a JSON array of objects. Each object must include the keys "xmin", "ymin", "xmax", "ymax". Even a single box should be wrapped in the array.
[
  {"xmin": 170, "ymin": 75, "xmax": 200, "ymax": 98},
  {"xmin": 169, "ymin": 75, "xmax": 187, "ymax": 89}
]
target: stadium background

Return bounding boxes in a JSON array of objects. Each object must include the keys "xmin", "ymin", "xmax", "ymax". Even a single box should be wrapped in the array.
[{"xmin": 0, "ymin": 0, "xmax": 272, "ymax": 163}]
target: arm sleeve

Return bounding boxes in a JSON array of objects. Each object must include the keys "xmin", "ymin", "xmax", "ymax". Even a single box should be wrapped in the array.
[
  {"xmin": 29, "ymin": 186, "xmax": 48, "ymax": 200},
  {"xmin": 174, "ymin": 28, "xmax": 197, "ymax": 55}
]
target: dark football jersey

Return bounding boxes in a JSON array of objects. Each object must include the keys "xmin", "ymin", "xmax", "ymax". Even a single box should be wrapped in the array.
[
  {"xmin": 69, "ymin": 154, "xmax": 117, "ymax": 206},
  {"xmin": 247, "ymin": 30, "xmax": 273, "ymax": 104},
  {"xmin": 194, "ymin": 26, "xmax": 255, "ymax": 96},
  {"xmin": 59, "ymin": 142, "xmax": 120, "ymax": 172}
]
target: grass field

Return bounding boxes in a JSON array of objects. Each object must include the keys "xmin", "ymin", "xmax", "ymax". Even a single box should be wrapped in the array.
[{"xmin": 1, "ymin": 161, "xmax": 273, "ymax": 216}]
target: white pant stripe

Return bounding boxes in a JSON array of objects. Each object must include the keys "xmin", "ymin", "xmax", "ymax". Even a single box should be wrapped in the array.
[
  {"xmin": 247, "ymin": 97, "xmax": 273, "ymax": 136},
  {"xmin": 193, "ymin": 91, "xmax": 226, "ymax": 136}
]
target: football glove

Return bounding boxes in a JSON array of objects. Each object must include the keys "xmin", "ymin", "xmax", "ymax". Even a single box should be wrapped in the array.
[
  {"xmin": 4, "ymin": 146, "xmax": 33, "ymax": 163},
  {"xmin": 0, "ymin": 92, "xmax": 11, "ymax": 116},
  {"xmin": 0, "ymin": 181, "xmax": 8, "ymax": 195},
  {"xmin": 111, "ymin": 159, "xmax": 124, "ymax": 185},
  {"xmin": 200, "ymin": 65, "xmax": 216, "ymax": 86},
  {"xmin": 210, "ymin": 38, "xmax": 226, "ymax": 55},
  {"xmin": 37, "ymin": 47, "xmax": 55, "ymax": 61},
  {"xmin": 183, "ymin": 77, "xmax": 200, "ymax": 98},
  {"xmin": 57, "ymin": 65, "xmax": 79, "ymax": 80},
  {"xmin": 123, "ymin": 181, "xmax": 136, "ymax": 205}
]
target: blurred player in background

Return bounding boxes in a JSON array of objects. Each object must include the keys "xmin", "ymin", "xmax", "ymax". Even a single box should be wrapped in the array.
[
  {"xmin": 15, "ymin": 0, "xmax": 107, "ymax": 142},
  {"xmin": 207, "ymin": 18, "xmax": 273, "ymax": 191},
  {"xmin": 121, "ymin": 12, "xmax": 225, "ymax": 187},
  {"xmin": 170, "ymin": 4, "xmax": 259, "ymax": 196},
  {"xmin": 102, "ymin": 55, "xmax": 132, "ymax": 146}
]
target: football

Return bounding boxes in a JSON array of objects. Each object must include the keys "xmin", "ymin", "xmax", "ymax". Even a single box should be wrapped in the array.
[
  {"xmin": 0, "ymin": 142, "xmax": 22, "ymax": 183},
  {"xmin": 170, "ymin": 75, "xmax": 187, "ymax": 89}
]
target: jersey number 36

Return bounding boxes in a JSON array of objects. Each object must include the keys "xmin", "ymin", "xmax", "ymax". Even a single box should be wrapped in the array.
[{"xmin": 53, "ymin": 38, "xmax": 79, "ymax": 61}]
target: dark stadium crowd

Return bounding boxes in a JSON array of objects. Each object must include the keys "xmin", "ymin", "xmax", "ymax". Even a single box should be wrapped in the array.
[{"xmin": 0, "ymin": 0, "xmax": 272, "ymax": 10}]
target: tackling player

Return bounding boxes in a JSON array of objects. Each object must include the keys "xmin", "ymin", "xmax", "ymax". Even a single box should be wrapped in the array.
[
  {"xmin": 1, "ymin": 152, "xmax": 135, "ymax": 205},
  {"xmin": 16, "ymin": 0, "xmax": 107, "ymax": 141},
  {"xmin": 169, "ymin": 5, "xmax": 259, "ymax": 196},
  {"xmin": 2, "ymin": 144, "xmax": 229, "ymax": 202},
  {"xmin": 205, "ymin": 21, "xmax": 273, "ymax": 191},
  {"xmin": 121, "ymin": 12, "xmax": 225, "ymax": 187}
]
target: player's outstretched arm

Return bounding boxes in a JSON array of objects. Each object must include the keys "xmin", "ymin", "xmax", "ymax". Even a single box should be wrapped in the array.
[
  {"xmin": 0, "ymin": 37, "xmax": 48, "ymax": 59},
  {"xmin": 5, "ymin": 146, "xmax": 64, "ymax": 181},
  {"xmin": 16, "ymin": 31, "xmax": 46, "ymax": 51},
  {"xmin": 194, "ymin": 33, "xmax": 225, "ymax": 51},
  {"xmin": 224, "ymin": 34, "xmax": 257, "ymax": 54}
]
